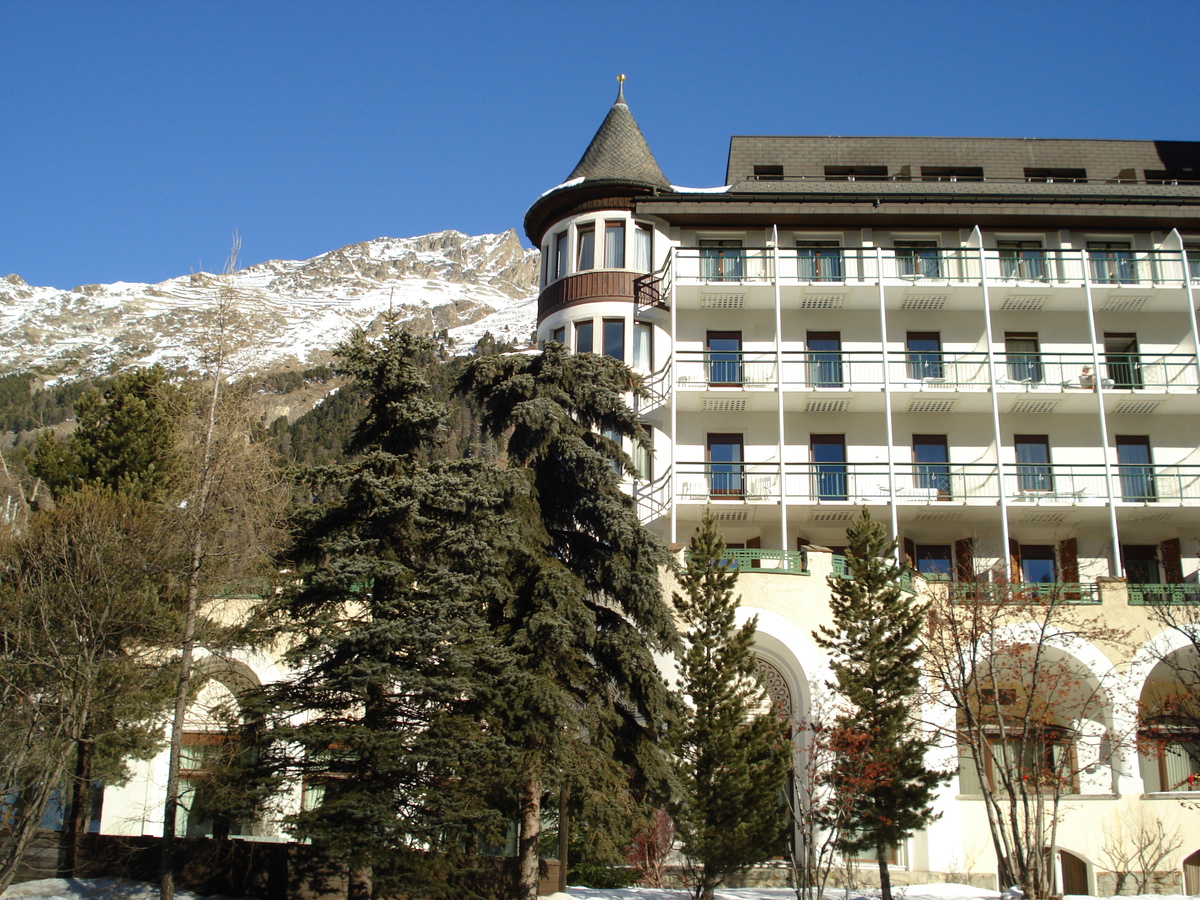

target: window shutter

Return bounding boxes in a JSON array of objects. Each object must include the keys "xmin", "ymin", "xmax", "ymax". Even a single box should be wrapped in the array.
[
  {"xmin": 903, "ymin": 537, "xmax": 916, "ymax": 568},
  {"xmin": 1058, "ymin": 538, "xmax": 1079, "ymax": 583},
  {"xmin": 1162, "ymin": 538, "xmax": 1183, "ymax": 584},
  {"xmin": 1009, "ymin": 539, "xmax": 1022, "ymax": 582},
  {"xmin": 955, "ymin": 538, "xmax": 975, "ymax": 583}
]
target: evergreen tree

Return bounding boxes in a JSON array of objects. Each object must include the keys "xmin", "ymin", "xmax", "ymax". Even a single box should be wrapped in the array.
[
  {"xmin": 261, "ymin": 324, "xmax": 522, "ymax": 899},
  {"xmin": 672, "ymin": 511, "xmax": 792, "ymax": 900},
  {"xmin": 813, "ymin": 509, "xmax": 946, "ymax": 900},
  {"xmin": 28, "ymin": 366, "xmax": 181, "ymax": 502},
  {"xmin": 459, "ymin": 344, "xmax": 681, "ymax": 900}
]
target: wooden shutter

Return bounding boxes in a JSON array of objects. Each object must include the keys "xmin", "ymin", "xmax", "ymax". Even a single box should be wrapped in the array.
[
  {"xmin": 1057, "ymin": 538, "xmax": 1079, "ymax": 583},
  {"xmin": 903, "ymin": 537, "xmax": 916, "ymax": 568},
  {"xmin": 1162, "ymin": 538, "xmax": 1183, "ymax": 584},
  {"xmin": 955, "ymin": 538, "xmax": 975, "ymax": 583},
  {"xmin": 747, "ymin": 535, "xmax": 761, "ymax": 569},
  {"xmin": 1009, "ymin": 539, "xmax": 1022, "ymax": 582},
  {"xmin": 1058, "ymin": 537, "xmax": 1079, "ymax": 600}
]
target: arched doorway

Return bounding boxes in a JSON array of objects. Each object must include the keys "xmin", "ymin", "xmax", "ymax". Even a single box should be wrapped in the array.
[
  {"xmin": 1058, "ymin": 849, "xmax": 1089, "ymax": 895},
  {"xmin": 1184, "ymin": 848, "xmax": 1200, "ymax": 895}
]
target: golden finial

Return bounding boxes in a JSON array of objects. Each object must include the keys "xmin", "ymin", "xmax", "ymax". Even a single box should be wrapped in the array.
[
  {"xmin": 617, "ymin": 74, "xmax": 626, "ymax": 84},
  {"xmin": 615, "ymin": 74, "xmax": 626, "ymax": 104}
]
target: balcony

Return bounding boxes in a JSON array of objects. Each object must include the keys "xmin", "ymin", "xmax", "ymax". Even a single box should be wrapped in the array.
[
  {"xmin": 1127, "ymin": 583, "xmax": 1200, "ymax": 605},
  {"xmin": 684, "ymin": 547, "xmax": 808, "ymax": 574},
  {"xmin": 672, "ymin": 350, "xmax": 1199, "ymax": 394},
  {"xmin": 672, "ymin": 462, "xmax": 1200, "ymax": 505},
  {"xmin": 944, "ymin": 581, "xmax": 1102, "ymax": 605},
  {"xmin": 667, "ymin": 247, "xmax": 1194, "ymax": 290}
]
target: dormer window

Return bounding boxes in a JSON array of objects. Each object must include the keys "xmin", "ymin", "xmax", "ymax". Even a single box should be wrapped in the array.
[
  {"xmin": 825, "ymin": 166, "xmax": 887, "ymax": 181},
  {"xmin": 753, "ymin": 165, "xmax": 784, "ymax": 181},
  {"xmin": 921, "ymin": 166, "xmax": 984, "ymax": 182},
  {"xmin": 1025, "ymin": 168, "xmax": 1087, "ymax": 183}
]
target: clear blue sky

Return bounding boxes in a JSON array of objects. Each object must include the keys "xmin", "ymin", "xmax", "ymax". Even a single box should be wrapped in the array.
[{"xmin": 3, "ymin": 0, "xmax": 1198, "ymax": 289}]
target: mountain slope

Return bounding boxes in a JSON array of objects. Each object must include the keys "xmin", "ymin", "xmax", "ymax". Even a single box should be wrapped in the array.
[{"xmin": 0, "ymin": 230, "xmax": 540, "ymax": 380}]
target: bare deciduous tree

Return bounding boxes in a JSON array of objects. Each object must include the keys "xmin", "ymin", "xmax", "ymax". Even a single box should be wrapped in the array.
[
  {"xmin": 922, "ymin": 580, "xmax": 1130, "ymax": 898},
  {"xmin": 159, "ymin": 235, "xmax": 286, "ymax": 900}
]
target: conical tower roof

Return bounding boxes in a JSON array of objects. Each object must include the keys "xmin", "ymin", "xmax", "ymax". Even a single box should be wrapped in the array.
[{"xmin": 566, "ymin": 77, "xmax": 670, "ymax": 190}]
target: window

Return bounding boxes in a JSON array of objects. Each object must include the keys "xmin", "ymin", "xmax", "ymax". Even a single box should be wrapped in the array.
[
  {"xmin": 178, "ymin": 732, "xmax": 250, "ymax": 838},
  {"xmin": 1122, "ymin": 544, "xmax": 1161, "ymax": 585},
  {"xmin": 1004, "ymin": 333, "xmax": 1043, "ymax": 384},
  {"xmin": 825, "ymin": 165, "xmax": 888, "ymax": 181},
  {"xmin": 913, "ymin": 434, "xmax": 951, "ymax": 498},
  {"xmin": 753, "ymin": 164, "xmax": 784, "ymax": 181},
  {"xmin": 997, "ymin": 240, "xmax": 1047, "ymax": 281},
  {"xmin": 1088, "ymin": 241, "xmax": 1135, "ymax": 283},
  {"xmin": 1139, "ymin": 729, "xmax": 1200, "ymax": 792},
  {"xmin": 906, "ymin": 332, "xmax": 943, "ymax": 379},
  {"xmin": 707, "ymin": 331, "xmax": 742, "ymax": 385},
  {"xmin": 604, "ymin": 221, "xmax": 625, "ymax": 268},
  {"xmin": 1144, "ymin": 169, "xmax": 1200, "ymax": 185},
  {"xmin": 576, "ymin": 224, "xmax": 595, "ymax": 270},
  {"xmin": 633, "ymin": 321, "xmax": 653, "ymax": 371},
  {"xmin": 541, "ymin": 243, "xmax": 550, "ymax": 286},
  {"xmin": 1015, "ymin": 435, "xmax": 1053, "ymax": 493},
  {"xmin": 602, "ymin": 426, "xmax": 622, "ymax": 474},
  {"xmin": 920, "ymin": 166, "xmax": 984, "ymax": 182},
  {"xmin": 633, "ymin": 427, "xmax": 653, "ymax": 481},
  {"xmin": 1104, "ymin": 333, "xmax": 1142, "ymax": 389},
  {"xmin": 812, "ymin": 434, "xmax": 847, "ymax": 501},
  {"xmin": 554, "ymin": 231, "xmax": 568, "ymax": 280},
  {"xmin": 700, "ymin": 239, "xmax": 744, "ymax": 281},
  {"xmin": 574, "ymin": 320, "xmax": 593, "ymax": 354},
  {"xmin": 894, "ymin": 240, "xmax": 941, "ymax": 278},
  {"xmin": 915, "ymin": 544, "xmax": 953, "ymax": 579},
  {"xmin": 796, "ymin": 240, "xmax": 843, "ymax": 281},
  {"xmin": 1116, "ymin": 435, "xmax": 1155, "ymax": 501},
  {"xmin": 602, "ymin": 318, "xmax": 624, "ymax": 361},
  {"xmin": 1020, "ymin": 544, "xmax": 1056, "ymax": 583},
  {"xmin": 807, "ymin": 332, "xmax": 843, "ymax": 387},
  {"xmin": 635, "ymin": 224, "xmax": 653, "ymax": 272},
  {"xmin": 550, "ymin": 326, "xmax": 565, "ymax": 345},
  {"xmin": 1024, "ymin": 168, "xmax": 1087, "ymax": 183},
  {"xmin": 707, "ymin": 434, "xmax": 744, "ymax": 496},
  {"xmin": 960, "ymin": 731, "xmax": 1075, "ymax": 794}
]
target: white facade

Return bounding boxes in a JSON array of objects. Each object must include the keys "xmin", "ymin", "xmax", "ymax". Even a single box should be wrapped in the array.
[{"xmin": 526, "ymin": 108, "xmax": 1200, "ymax": 891}]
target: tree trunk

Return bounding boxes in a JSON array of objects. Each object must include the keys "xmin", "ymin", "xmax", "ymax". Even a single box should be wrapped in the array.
[
  {"xmin": 877, "ymin": 843, "xmax": 892, "ymax": 900},
  {"xmin": 63, "ymin": 731, "xmax": 95, "ymax": 875},
  {"xmin": 160, "ymin": 582, "xmax": 199, "ymax": 900},
  {"xmin": 347, "ymin": 866, "xmax": 372, "ymax": 900},
  {"xmin": 557, "ymin": 786, "xmax": 569, "ymax": 893},
  {"xmin": 517, "ymin": 775, "xmax": 541, "ymax": 900}
]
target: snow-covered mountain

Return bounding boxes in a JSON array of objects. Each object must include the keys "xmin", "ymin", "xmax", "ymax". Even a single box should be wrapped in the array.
[{"xmin": 0, "ymin": 230, "xmax": 541, "ymax": 380}]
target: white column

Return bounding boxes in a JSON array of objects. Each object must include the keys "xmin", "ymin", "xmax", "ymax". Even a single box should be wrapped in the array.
[
  {"xmin": 975, "ymin": 227, "xmax": 1011, "ymax": 580},
  {"xmin": 876, "ymin": 248, "xmax": 899, "ymax": 559},
  {"xmin": 669, "ymin": 248, "xmax": 679, "ymax": 546},
  {"xmin": 1081, "ymin": 253, "xmax": 1122, "ymax": 577},
  {"xmin": 773, "ymin": 226, "xmax": 788, "ymax": 555},
  {"xmin": 1168, "ymin": 229, "xmax": 1200, "ymax": 390}
]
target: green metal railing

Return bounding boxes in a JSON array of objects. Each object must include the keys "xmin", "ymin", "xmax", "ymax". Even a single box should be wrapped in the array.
[
  {"xmin": 830, "ymin": 554, "xmax": 915, "ymax": 592},
  {"xmin": 945, "ymin": 582, "xmax": 1101, "ymax": 605},
  {"xmin": 685, "ymin": 548, "xmax": 809, "ymax": 575},
  {"xmin": 1128, "ymin": 584, "xmax": 1200, "ymax": 605}
]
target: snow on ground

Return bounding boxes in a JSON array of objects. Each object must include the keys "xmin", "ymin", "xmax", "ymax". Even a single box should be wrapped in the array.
[
  {"xmin": 4, "ymin": 880, "xmax": 1192, "ymax": 900},
  {"xmin": 0, "ymin": 878, "xmax": 248, "ymax": 900}
]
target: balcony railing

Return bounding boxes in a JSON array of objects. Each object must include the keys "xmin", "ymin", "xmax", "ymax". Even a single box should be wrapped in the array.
[
  {"xmin": 684, "ymin": 547, "xmax": 809, "ymax": 575},
  {"xmin": 669, "ymin": 248, "xmax": 1196, "ymax": 289},
  {"xmin": 946, "ymin": 582, "xmax": 1102, "ymax": 605},
  {"xmin": 674, "ymin": 462, "xmax": 1200, "ymax": 505},
  {"xmin": 1128, "ymin": 583, "xmax": 1200, "ymax": 605},
  {"xmin": 671, "ymin": 350, "xmax": 1199, "ymax": 393}
]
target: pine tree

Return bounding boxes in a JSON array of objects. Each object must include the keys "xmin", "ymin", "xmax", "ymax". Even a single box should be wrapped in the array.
[
  {"xmin": 261, "ymin": 323, "xmax": 522, "ymax": 899},
  {"xmin": 673, "ymin": 511, "xmax": 792, "ymax": 900},
  {"xmin": 813, "ymin": 509, "xmax": 946, "ymax": 900},
  {"xmin": 459, "ymin": 344, "xmax": 681, "ymax": 900}
]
